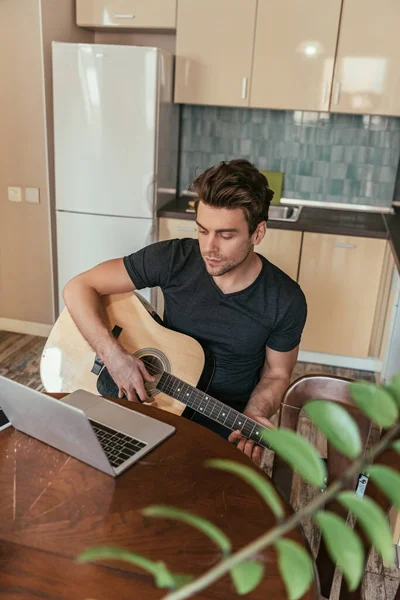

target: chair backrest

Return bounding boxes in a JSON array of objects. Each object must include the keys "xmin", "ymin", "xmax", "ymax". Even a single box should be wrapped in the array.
[
  {"xmin": 273, "ymin": 375, "xmax": 372, "ymax": 501},
  {"xmin": 272, "ymin": 375, "xmax": 373, "ymax": 600}
]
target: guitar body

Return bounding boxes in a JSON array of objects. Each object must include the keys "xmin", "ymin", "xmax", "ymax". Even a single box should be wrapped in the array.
[{"xmin": 40, "ymin": 292, "xmax": 214, "ymax": 416}]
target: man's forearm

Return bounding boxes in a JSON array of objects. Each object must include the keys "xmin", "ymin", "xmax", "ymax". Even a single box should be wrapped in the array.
[
  {"xmin": 63, "ymin": 278, "xmax": 122, "ymax": 363},
  {"xmin": 244, "ymin": 375, "xmax": 290, "ymax": 419}
]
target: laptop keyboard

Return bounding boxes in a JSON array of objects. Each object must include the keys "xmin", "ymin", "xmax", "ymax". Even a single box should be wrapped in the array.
[{"xmin": 89, "ymin": 419, "xmax": 147, "ymax": 469}]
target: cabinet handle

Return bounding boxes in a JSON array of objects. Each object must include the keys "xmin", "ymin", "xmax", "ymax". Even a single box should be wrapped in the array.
[
  {"xmin": 241, "ymin": 77, "xmax": 248, "ymax": 100},
  {"xmin": 114, "ymin": 13, "xmax": 135, "ymax": 19},
  {"xmin": 333, "ymin": 242, "xmax": 356, "ymax": 249},
  {"xmin": 322, "ymin": 81, "xmax": 328, "ymax": 105},
  {"xmin": 177, "ymin": 226, "xmax": 197, "ymax": 232},
  {"xmin": 333, "ymin": 81, "xmax": 341, "ymax": 105},
  {"xmin": 184, "ymin": 59, "xmax": 190, "ymax": 86}
]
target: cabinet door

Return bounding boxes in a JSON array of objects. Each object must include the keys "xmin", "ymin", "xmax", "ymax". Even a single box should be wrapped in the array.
[
  {"xmin": 175, "ymin": 0, "xmax": 257, "ymax": 106},
  {"xmin": 157, "ymin": 218, "xmax": 198, "ymax": 315},
  {"xmin": 76, "ymin": 0, "xmax": 177, "ymax": 29},
  {"xmin": 251, "ymin": 0, "xmax": 342, "ymax": 111},
  {"xmin": 298, "ymin": 233, "xmax": 387, "ymax": 357},
  {"xmin": 331, "ymin": 0, "xmax": 400, "ymax": 116},
  {"xmin": 257, "ymin": 229, "xmax": 302, "ymax": 281}
]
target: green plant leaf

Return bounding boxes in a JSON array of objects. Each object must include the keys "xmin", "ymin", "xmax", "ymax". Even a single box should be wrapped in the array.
[
  {"xmin": 260, "ymin": 428, "xmax": 326, "ymax": 488},
  {"xmin": 142, "ymin": 505, "xmax": 231, "ymax": 556},
  {"xmin": 230, "ymin": 561, "xmax": 264, "ymax": 595},
  {"xmin": 350, "ymin": 382, "xmax": 398, "ymax": 428},
  {"xmin": 338, "ymin": 492, "xmax": 394, "ymax": 566},
  {"xmin": 275, "ymin": 539, "xmax": 314, "ymax": 600},
  {"xmin": 385, "ymin": 373, "xmax": 400, "ymax": 406},
  {"xmin": 368, "ymin": 465, "xmax": 400, "ymax": 510},
  {"xmin": 205, "ymin": 459, "xmax": 284, "ymax": 520},
  {"xmin": 315, "ymin": 511, "xmax": 364, "ymax": 590},
  {"xmin": 393, "ymin": 440, "xmax": 400, "ymax": 453},
  {"xmin": 155, "ymin": 565, "xmax": 194, "ymax": 589},
  {"xmin": 304, "ymin": 400, "xmax": 362, "ymax": 459},
  {"xmin": 77, "ymin": 546, "xmax": 193, "ymax": 589}
]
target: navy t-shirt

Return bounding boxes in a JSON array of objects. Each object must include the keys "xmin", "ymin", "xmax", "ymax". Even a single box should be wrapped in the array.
[{"xmin": 123, "ymin": 238, "xmax": 307, "ymax": 413}]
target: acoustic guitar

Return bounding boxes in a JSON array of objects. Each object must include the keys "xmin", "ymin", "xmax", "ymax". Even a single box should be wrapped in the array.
[{"xmin": 41, "ymin": 292, "xmax": 271, "ymax": 448}]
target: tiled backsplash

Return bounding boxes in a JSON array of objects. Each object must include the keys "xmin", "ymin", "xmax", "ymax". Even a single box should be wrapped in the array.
[{"xmin": 179, "ymin": 106, "xmax": 400, "ymax": 207}]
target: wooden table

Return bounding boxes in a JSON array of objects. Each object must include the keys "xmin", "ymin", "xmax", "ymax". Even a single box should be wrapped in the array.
[{"xmin": 0, "ymin": 394, "xmax": 319, "ymax": 600}]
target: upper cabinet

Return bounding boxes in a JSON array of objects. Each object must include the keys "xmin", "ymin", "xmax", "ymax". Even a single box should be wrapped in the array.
[
  {"xmin": 77, "ymin": 0, "xmax": 400, "ymax": 115},
  {"xmin": 331, "ymin": 0, "xmax": 400, "ymax": 116},
  {"xmin": 173, "ymin": 0, "xmax": 400, "ymax": 115},
  {"xmin": 76, "ymin": 0, "xmax": 177, "ymax": 29},
  {"xmin": 174, "ymin": 0, "xmax": 257, "ymax": 107},
  {"xmin": 251, "ymin": 0, "xmax": 342, "ymax": 112}
]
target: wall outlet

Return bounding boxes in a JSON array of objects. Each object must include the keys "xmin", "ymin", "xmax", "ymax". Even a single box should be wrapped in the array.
[
  {"xmin": 8, "ymin": 186, "xmax": 22, "ymax": 202},
  {"xmin": 25, "ymin": 187, "xmax": 40, "ymax": 204}
]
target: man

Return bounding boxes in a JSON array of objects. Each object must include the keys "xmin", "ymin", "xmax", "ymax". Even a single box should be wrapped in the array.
[{"xmin": 63, "ymin": 159, "xmax": 307, "ymax": 465}]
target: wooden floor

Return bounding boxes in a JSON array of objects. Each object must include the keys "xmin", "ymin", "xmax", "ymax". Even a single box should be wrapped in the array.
[
  {"xmin": 0, "ymin": 329, "xmax": 376, "ymax": 393},
  {"xmin": 0, "ymin": 330, "xmax": 398, "ymax": 599}
]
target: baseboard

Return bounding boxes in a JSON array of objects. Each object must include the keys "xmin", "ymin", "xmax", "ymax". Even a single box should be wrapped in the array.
[
  {"xmin": 0, "ymin": 318, "xmax": 52, "ymax": 338},
  {"xmin": 298, "ymin": 350, "xmax": 382, "ymax": 373}
]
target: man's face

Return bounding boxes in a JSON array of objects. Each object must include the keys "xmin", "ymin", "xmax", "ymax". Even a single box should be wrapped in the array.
[{"xmin": 196, "ymin": 201, "xmax": 265, "ymax": 277}]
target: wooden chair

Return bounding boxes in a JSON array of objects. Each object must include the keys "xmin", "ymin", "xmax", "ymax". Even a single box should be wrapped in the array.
[
  {"xmin": 271, "ymin": 375, "xmax": 375, "ymax": 599},
  {"xmin": 346, "ymin": 442, "xmax": 400, "ymax": 600}
]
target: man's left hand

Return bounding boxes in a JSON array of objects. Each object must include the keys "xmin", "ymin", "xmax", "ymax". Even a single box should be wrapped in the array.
[{"xmin": 228, "ymin": 415, "xmax": 274, "ymax": 467}]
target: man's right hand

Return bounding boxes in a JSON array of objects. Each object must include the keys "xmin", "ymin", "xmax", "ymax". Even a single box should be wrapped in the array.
[{"xmin": 105, "ymin": 349, "xmax": 156, "ymax": 403}]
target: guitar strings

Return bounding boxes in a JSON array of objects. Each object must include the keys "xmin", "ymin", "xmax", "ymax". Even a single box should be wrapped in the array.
[
  {"xmin": 133, "ymin": 357, "xmax": 271, "ymax": 447},
  {"xmin": 140, "ymin": 358, "xmax": 164, "ymax": 376}
]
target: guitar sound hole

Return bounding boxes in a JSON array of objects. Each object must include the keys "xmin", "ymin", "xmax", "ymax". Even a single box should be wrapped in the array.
[{"xmin": 135, "ymin": 350, "xmax": 169, "ymax": 397}]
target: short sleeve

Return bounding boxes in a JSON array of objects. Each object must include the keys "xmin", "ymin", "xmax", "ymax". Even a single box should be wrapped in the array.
[
  {"xmin": 266, "ymin": 287, "xmax": 307, "ymax": 352},
  {"xmin": 123, "ymin": 240, "xmax": 176, "ymax": 290}
]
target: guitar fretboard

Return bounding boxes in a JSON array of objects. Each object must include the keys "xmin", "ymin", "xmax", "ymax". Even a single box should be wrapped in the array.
[{"xmin": 157, "ymin": 372, "xmax": 271, "ymax": 449}]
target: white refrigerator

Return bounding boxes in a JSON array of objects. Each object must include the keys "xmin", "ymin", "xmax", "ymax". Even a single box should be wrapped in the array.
[{"xmin": 52, "ymin": 42, "xmax": 179, "ymax": 312}]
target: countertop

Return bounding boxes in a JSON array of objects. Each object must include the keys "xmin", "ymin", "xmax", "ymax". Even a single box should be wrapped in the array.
[
  {"xmin": 158, "ymin": 196, "xmax": 388, "ymax": 238},
  {"xmin": 158, "ymin": 196, "xmax": 400, "ymax": 271}
]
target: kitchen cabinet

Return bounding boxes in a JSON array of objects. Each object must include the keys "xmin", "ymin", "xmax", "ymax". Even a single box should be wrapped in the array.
[
  {"xmin": 156, "ymin": 217, "xmax": 198, "ymax": 314},
  {"xmin": 257, "ymin": 229, "xmax": 302, "ymax": 281},
  {"xmin": 174, "ymin": 0, "xmax": 257, "ymax": 107},
  {"xmin": 158, "ymin": 217, "xmax": 198, "ymax": 242},
  {"xmin": 298, "ymin": 233, "xmax": 387, "ymax": 357},
  {"xmin": 251, "ymin": 0, "xmax": 342, "ymax": 111},
  {"xmin": 331, "ymin": 0, "xmax": 400, "ymax": 116},
  {"xmin": 76, "ymin": 0, "xmax": 177, "ymax": 29},
  {"xmin": 172, "ymin": 0, "xmax": 400, "ymax": 114}
]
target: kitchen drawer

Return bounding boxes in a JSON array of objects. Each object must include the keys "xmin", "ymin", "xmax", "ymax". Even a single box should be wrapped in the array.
[
  {"xmin": 76, "ymin": 0, "xmax": 177, "ymax": 29},
  {"xmin": 158, "ymin": 217, "xmax": 198, "ymax": 241}
]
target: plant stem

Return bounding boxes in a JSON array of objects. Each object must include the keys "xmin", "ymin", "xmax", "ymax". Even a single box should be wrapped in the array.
[{"xmin": 162, "ymin": 423, "xmax": 400, "ymax": 600}]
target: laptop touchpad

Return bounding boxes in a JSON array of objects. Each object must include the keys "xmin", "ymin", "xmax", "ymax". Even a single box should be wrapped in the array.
[
  {"xmin": 86, "ymin": 400, "xmax": 147, "ymax": 438},
  {"xmin": 62, "ymin": 389, "xmax": 105, "ymax": 411}
]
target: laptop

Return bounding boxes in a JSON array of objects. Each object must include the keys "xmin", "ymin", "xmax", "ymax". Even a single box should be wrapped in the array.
[{"xmin": 0, "ymin": 376, "xmax": 175, "ymax": 477}]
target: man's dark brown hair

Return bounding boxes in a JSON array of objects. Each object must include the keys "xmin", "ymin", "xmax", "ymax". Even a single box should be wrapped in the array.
[{"xmin": 190, "ymin": 159, "xmax": 274, "ymax": 235}]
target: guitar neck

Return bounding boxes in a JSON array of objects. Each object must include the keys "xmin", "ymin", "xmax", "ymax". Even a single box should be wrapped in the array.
[{"xmin": 157, "ymin": 372, "xmax": 271, "ymax": 449}]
